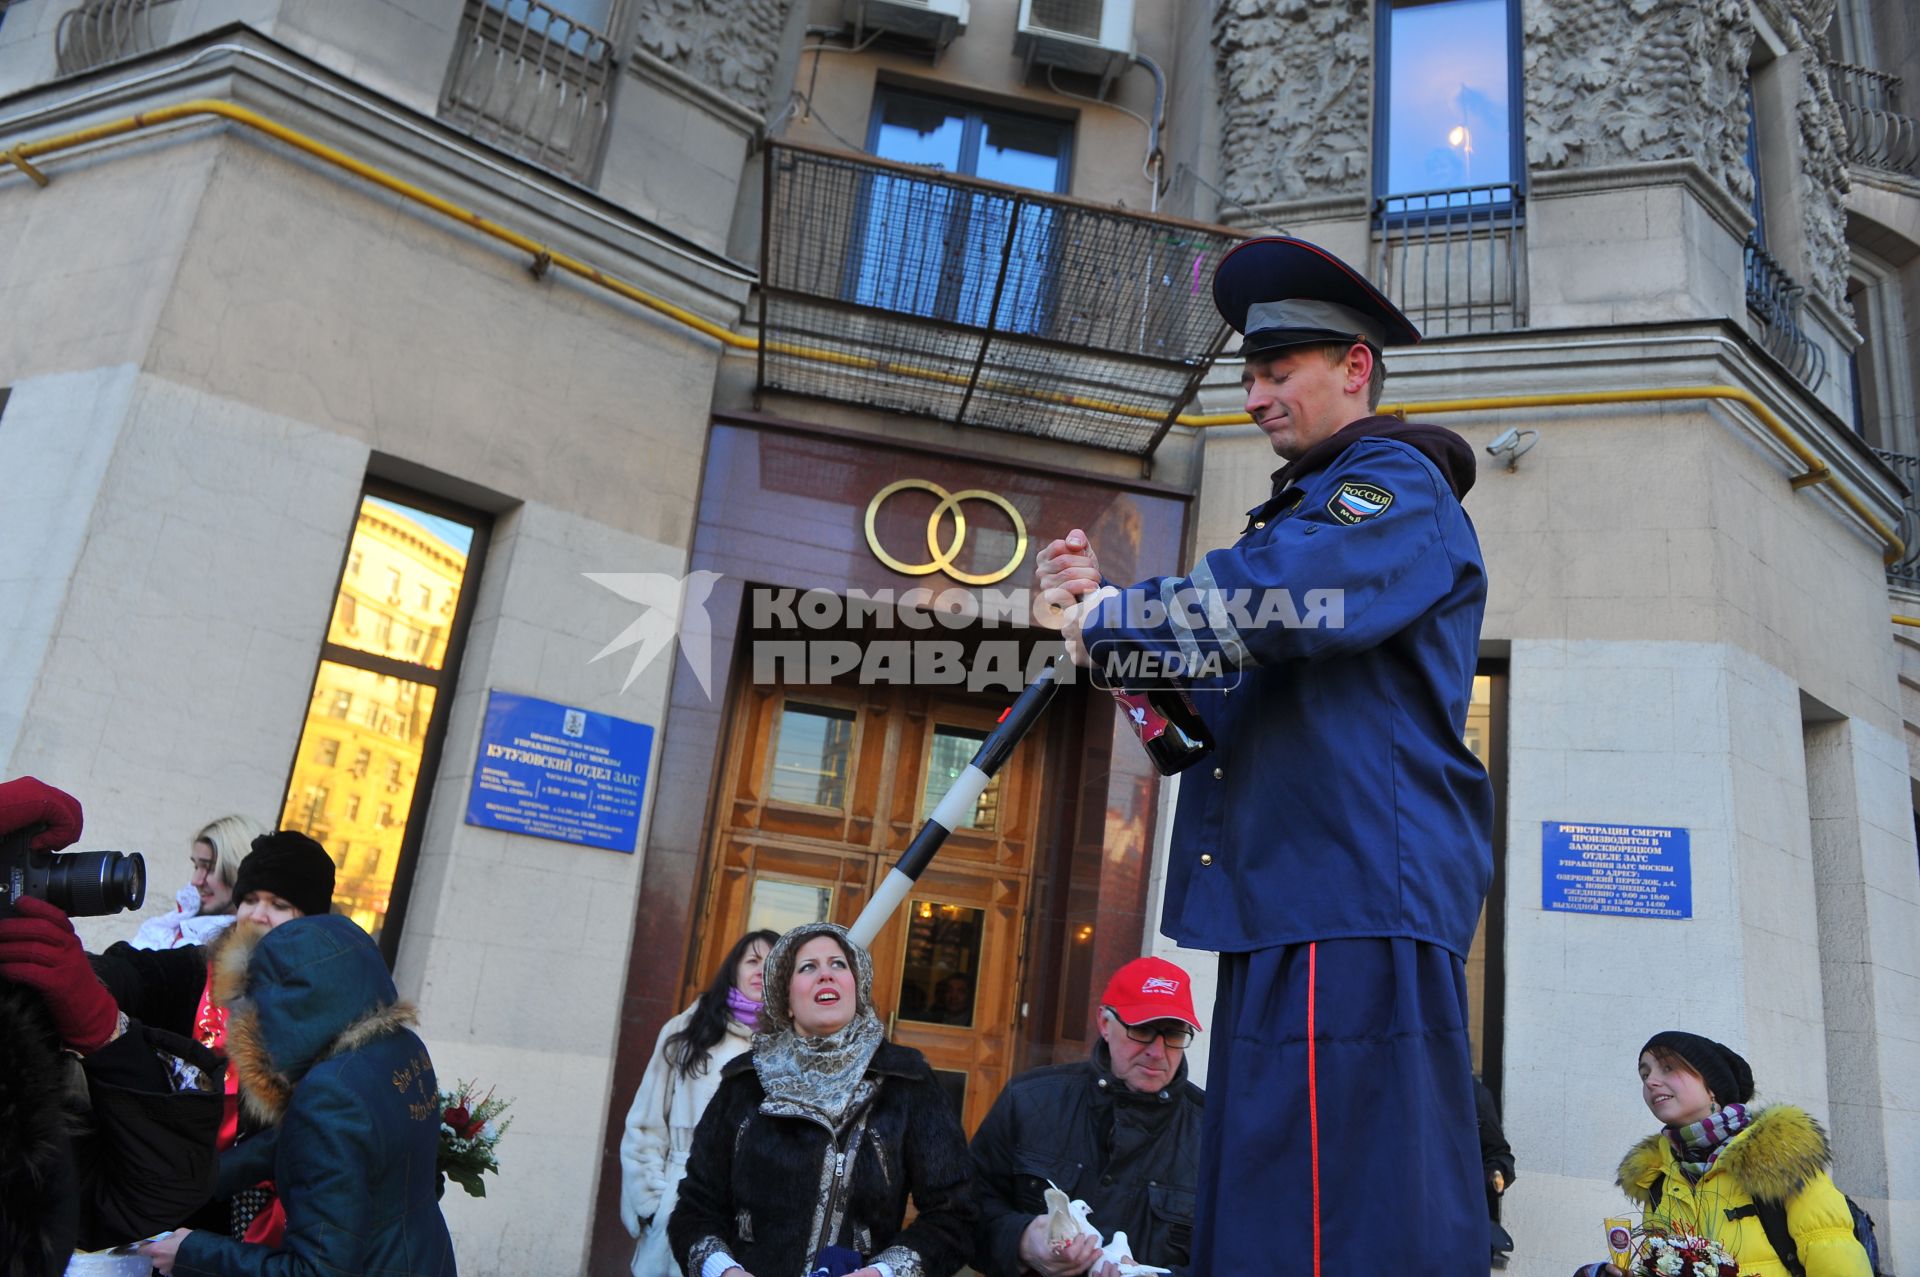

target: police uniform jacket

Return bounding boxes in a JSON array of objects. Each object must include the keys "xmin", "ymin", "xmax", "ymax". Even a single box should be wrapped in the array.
[{"xmin": 1082, "ymin": 415, "xmax": 1494, "ymax": 955}]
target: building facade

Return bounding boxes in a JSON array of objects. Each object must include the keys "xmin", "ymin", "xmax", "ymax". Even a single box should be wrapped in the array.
[{"xmin": 1, "ymin": 1, "xmax": 1916, "ymax": 1275}]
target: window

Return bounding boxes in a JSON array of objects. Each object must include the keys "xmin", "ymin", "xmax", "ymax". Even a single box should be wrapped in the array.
[
  {"xmin": 1462, "ymin": 669, "xmax": 1508, "ymax": 1090},
  {"xmin": 281, "ymin": 488, "xmax": 487, "ymax": 955},
  {"xmin": 1744, "ymin": 78, "xmax": 1768, "ymax": 247},
  {"xmin": 1377, "ymin": 0, "xmax": 1519, "ymax": 207},
  {"xmin": 851, "ymin": 88, "xmax": 1074, "ymax": 333},
  {"xmin": 418, "ymin": 584, "xmax": 433, "ymax": 611},
  {"xmin": 768, "ymin": 702, "xmax": 857, "ymax": 808},
  {"xmin": 920, "ymin": 725, "xmax": 1002, "ymax": 829}
]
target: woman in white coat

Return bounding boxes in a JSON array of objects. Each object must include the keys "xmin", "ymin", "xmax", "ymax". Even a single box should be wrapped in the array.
[{"xmin": 620, "ymin": 928, "xmax": 778, "ymax": 1277}]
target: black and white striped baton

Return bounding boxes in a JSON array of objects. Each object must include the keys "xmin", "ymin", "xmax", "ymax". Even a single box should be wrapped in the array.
[{"xmin": 847, "ymin": 660, "xmax": 1063, "ymax": 947}]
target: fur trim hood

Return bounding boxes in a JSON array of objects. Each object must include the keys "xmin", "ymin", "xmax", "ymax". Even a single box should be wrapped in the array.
[
  {"xmin": 215, "ymin": 915, "xmax": 416, "ymax": 1127},
  {"xmin": 1617, "ymin": 1105, "xmax": 1834, "ymax": 1207},
  {"xmin": 0, "ymin": 984, "xmax": 78, "ymax": 1276}
]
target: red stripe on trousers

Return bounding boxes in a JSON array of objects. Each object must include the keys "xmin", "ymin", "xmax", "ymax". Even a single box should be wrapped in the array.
[{"xmin": 1307, "ymin": 941, "xmax": 1322, "ymax": 1277}]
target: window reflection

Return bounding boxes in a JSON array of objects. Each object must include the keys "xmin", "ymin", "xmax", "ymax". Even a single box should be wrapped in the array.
[
  {"xmin": 281, "ymin": 492, "xmax": 477, "ymax": 947},
  {"xmin": 326, "ymin": 498, "xmax": 471, "ymax": 670},
  {"xmin": 898, "ymin": 899, "xmax": 983, "ymax": 1028},
  {"xmin": 769, "ymin": 702, "xmax": 856, "ymax": 808},
  {"xmin": 282, "ymin": 661, "xmax": 438, "ymax": 939},
  {"xmin": 853, "ymin": 89, "xmax": 1071, "ymax": 333},
  {"xmin": 1383, "ymin": 0, "xmax": 1512, "ymax": 196},
  {"xmin": 920, "ymin": 725, "xmax": 1002, "ymax": 830},
  {"xmin": 748, "ymin": 879, "xmax": 833, "ymax": 936}
]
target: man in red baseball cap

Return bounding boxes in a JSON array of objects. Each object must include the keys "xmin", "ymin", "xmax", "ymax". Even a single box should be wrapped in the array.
[{"xmin": 968, "ymin": 955, "xmax": 1205, "ymax": 1277}]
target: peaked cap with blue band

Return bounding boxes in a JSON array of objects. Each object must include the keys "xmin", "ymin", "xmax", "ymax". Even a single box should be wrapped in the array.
[{"xmin": 1213, "ymin": 235, "xmax": 1422, "ymax": 356}]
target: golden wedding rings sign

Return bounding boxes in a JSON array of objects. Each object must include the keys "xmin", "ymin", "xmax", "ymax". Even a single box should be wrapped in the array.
[{"xmin": 863, "ymin": 479, "xmax": 1029, "ymax": 586}]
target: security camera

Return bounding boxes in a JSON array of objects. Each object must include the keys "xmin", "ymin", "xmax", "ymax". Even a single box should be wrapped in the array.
[{"xmin": 1485, "ymin": 427, "xmax": 1539, "ymax": 471}]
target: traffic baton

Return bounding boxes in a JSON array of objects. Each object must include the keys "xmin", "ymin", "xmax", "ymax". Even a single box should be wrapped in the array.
[{"xmin": 847, "ymin": 660, "xmax": 1062, "ymax": 947}]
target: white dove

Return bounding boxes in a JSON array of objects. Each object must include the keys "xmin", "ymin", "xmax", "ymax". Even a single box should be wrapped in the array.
[{"xmin": 1042, "ymin": 1183, "xmax": 1171, "ymax": 1277}]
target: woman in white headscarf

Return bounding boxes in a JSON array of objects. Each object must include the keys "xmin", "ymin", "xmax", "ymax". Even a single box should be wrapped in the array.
[{"xmin": 668, "ymin": 922, "xmax": 975, "ymax": 1277}]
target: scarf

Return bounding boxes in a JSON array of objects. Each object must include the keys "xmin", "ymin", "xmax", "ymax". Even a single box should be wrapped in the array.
[
  {"xmin": 751, "ymin": 922, "xmax": 885, "ymax": 1132},
  {"xmin": 1666, "ymin": 1103, "xmax": 1752, "ymax": 1182},
  {"xmin": 726, "ymin": 986, "xmax": 763, "ymax": 1026}
]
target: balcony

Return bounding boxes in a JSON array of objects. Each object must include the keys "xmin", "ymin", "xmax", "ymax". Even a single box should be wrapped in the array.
[
  {"xmin": 1872, "ymin": 448, "xmax": 1920, "ymax": 586},
  {"xmin": 440, "ymin": 0, "xmax": 616, "ymax": 183},
  {"xmin": 54, "ymin": 0, "xmax": 172, "ymax": 74},
  {"xmin": 1373, "ymin": 184, "xmax": 1528, "ymax": 336},
  {"xmin": 1744, "ymin": 236, "xmax": 1827, "ymax": 392},
  {"xmin": 757, "ymin": 141, "xmax": 1242, "ymax": 458},
  {"xmin": 1826, "ymin": 61, "xmax": 1919, "ymax": 178}
]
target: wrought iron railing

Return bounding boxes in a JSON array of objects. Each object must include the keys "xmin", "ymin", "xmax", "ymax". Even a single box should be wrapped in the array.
[
  {"xmin": 1871, "ymin": 448, "xmax": 1920, "ymax": 583},
  {"xmin": 55, "ymin": 0, "xmax": 176, "ymax": 74},
  {"xmin": 1373, "ymin": 184, "xmax": 1528, "ymax": 336},
  {"xmin": 758, "ymin": 140, "xmax": 1241, "ymax": 457},
  {"xmin": 440, "ymin": 0, "xmax": 616, "ymax": 182},
  {"xmin": 1826, "ymin": 61, "xmax": 1920, "ymax": 177},
  {"xmin": 1744, "ymin": 236, "xmax": 1827, "ymax": 391}
]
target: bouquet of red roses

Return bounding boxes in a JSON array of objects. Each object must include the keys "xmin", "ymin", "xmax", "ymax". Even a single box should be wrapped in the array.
[{"xmin": 436, "ymin": 1079, "xmax": 513, "ymax": 1199}]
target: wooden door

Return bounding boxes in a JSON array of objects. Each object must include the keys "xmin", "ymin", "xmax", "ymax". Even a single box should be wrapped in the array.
[{"xmin": 688, "ymin": 679, "xmax": 1045, "ymax": 1133}]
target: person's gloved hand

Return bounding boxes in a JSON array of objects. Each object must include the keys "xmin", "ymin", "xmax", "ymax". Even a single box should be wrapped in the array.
[
  {"xmin": 0, "ymin": 775, "xmax": 83, "ymax": 849},
  {"xmin": 0, "ymin": 895, "xmax": 120, "ymax": 1052}
]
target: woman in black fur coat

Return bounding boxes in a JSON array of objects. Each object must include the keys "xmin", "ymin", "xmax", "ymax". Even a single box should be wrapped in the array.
[{"xmin": 669, "ymin": 922, "xmax": 975, "ymax": 1277}]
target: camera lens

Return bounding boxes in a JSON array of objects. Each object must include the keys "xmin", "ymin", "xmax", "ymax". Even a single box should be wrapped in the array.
[{"xmin": 43, "ymin": 850, "xmax": 147, "ymax": 917}]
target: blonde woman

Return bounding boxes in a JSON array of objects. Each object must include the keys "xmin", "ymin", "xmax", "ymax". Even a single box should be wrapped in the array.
[{"xmin": 129, "ymin": 814, "xmax": 268, "ymax": 951}]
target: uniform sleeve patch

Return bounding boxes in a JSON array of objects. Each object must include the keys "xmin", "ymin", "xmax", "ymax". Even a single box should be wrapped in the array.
[{"xmin": 1327, "ymin": 481, "xmax": 1394, "ymax": 524}]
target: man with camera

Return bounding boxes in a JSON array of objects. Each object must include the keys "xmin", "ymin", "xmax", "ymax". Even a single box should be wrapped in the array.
[{"xmin": 0, "ymin": 775, "xmax": 226, "ymax": 1276}]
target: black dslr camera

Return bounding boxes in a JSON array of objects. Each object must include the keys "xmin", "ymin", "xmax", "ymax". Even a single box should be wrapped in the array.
[{"xmin": 0, "ymin": 827, "xmax": 146, "ymax": 917}]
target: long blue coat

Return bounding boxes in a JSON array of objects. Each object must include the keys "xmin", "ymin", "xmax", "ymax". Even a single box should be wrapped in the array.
[{"xmin": 174, "ymin": 915, "xmax": 456, "ymax": 1277}]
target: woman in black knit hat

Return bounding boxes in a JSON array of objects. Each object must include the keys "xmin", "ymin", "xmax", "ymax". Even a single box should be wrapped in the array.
[
  {"xmin": 1581, "ymin": 1030, "xmax": 1870, "ymax": 1277},
  {"xmin": 89, "ymin": 830, "xmax": 338, "ymax": 1242}
]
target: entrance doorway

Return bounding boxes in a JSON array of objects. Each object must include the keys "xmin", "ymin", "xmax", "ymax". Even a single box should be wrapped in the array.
[{"xmin": 688, "ymin": 676, "xmax": 1049, "ymax": 1133}]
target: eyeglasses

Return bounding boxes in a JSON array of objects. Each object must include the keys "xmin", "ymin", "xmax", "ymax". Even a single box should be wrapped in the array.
[{"xmin": 1104, "ymin": 1008, "xmax": 1194, "ymax": 1049}]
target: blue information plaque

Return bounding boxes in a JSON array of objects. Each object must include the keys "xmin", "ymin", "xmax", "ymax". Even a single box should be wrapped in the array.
[
  {"xmin": 1542, "ymin": 821, "xmax": 1691, "ymax": 919},
  {"xmin": 464, "ymin": 690, "xmax": 654, "ymax": 852}
]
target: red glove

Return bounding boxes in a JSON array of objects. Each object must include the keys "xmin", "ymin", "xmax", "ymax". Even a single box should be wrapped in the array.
[
  {"xmin": 0, "ymin": 775, "xmax": 84, "ymax": 851},
  {"xmin": 0, "ymin": 895, "xmax": 120, "ymax": 1053}
]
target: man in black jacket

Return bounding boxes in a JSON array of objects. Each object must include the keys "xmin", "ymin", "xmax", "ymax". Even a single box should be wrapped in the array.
[{"xmin": 970, "ymin": 957, "xmax": 1205, "ymax": 1277}]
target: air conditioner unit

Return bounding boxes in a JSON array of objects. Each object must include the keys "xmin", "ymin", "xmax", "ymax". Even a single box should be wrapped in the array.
[
  {"xmin": 843, "ymin": 0, "xmax": 969, "ymax": 54},
  {"xmin": 1016, "ymin": 0, "xmax": 1135, "ymax": 96}
]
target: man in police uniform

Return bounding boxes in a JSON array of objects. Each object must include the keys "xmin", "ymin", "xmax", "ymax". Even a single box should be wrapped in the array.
[{"xmin": 1034, "ymin": 237, "xmax": 1493, "ymax": 1276}]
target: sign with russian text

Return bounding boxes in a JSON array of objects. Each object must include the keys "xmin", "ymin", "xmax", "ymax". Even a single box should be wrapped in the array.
[
  {"xmin": 1541, "ymin": 821, "xmax": 1691, "ymax": 919},
  {"xmin": 465, "ymin": 690, "xmax": 653, "ymax": 852}
]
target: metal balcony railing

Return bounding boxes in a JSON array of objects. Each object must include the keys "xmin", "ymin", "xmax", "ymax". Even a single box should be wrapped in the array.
[
  {"xmin": 1744, "ymin": 236, "xmax": 1827, "ymax": 391},
  {"xmin": 1826, "ymin": 61, "xmax": 1920, "ymax": 177},
  {"xmin": 55, "ymin": 0, "xmax": 175, "ymax": 74},
  {"xmin": 1871, "ymin": 448, "xmax": 1920, "ymax": 583},
  {"xmin": 1373, "ymin": 184, "xmax": 1528, "ymax": 336},
  {"xmin": 440, "ymin": 0, "xmax": 616, "ymax": 183},
  {"xmin": 759, "ymin": 140, "xmax": 1242, "ymax": 457}
]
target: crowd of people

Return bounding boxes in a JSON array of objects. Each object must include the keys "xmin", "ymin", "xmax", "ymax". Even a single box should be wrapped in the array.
[
  {"xmin": 0, "ymin": 234, "xmax": 1886, "ymax": 1277},
  {"xmin": 0, "ymin": 775, "xmax": 454, "ymax": 1277}
]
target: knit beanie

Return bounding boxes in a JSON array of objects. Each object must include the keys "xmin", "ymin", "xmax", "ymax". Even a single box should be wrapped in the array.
[
  {"xmin": 1640, "ymin": 1030, "xmax": 1755, "ymax": 1106},
  {"xmin": 231, "ymin": 831, "xmax": 336, "ymax": 919}
]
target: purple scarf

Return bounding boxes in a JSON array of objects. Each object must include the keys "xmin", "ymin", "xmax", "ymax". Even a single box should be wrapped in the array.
[
  {"xmin": 1667, "ymin": 1103, "xmax": 1751, "ymax": 1182},
  {"xmin": 726, "ymin": 986, "xmax": 763, "ymax": 1027}
]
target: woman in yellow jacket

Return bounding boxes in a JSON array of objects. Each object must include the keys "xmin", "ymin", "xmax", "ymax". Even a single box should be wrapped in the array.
[{"xmin": 1597, "ymin": 1031, "xmax": 1870, "ymax": 1277}]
